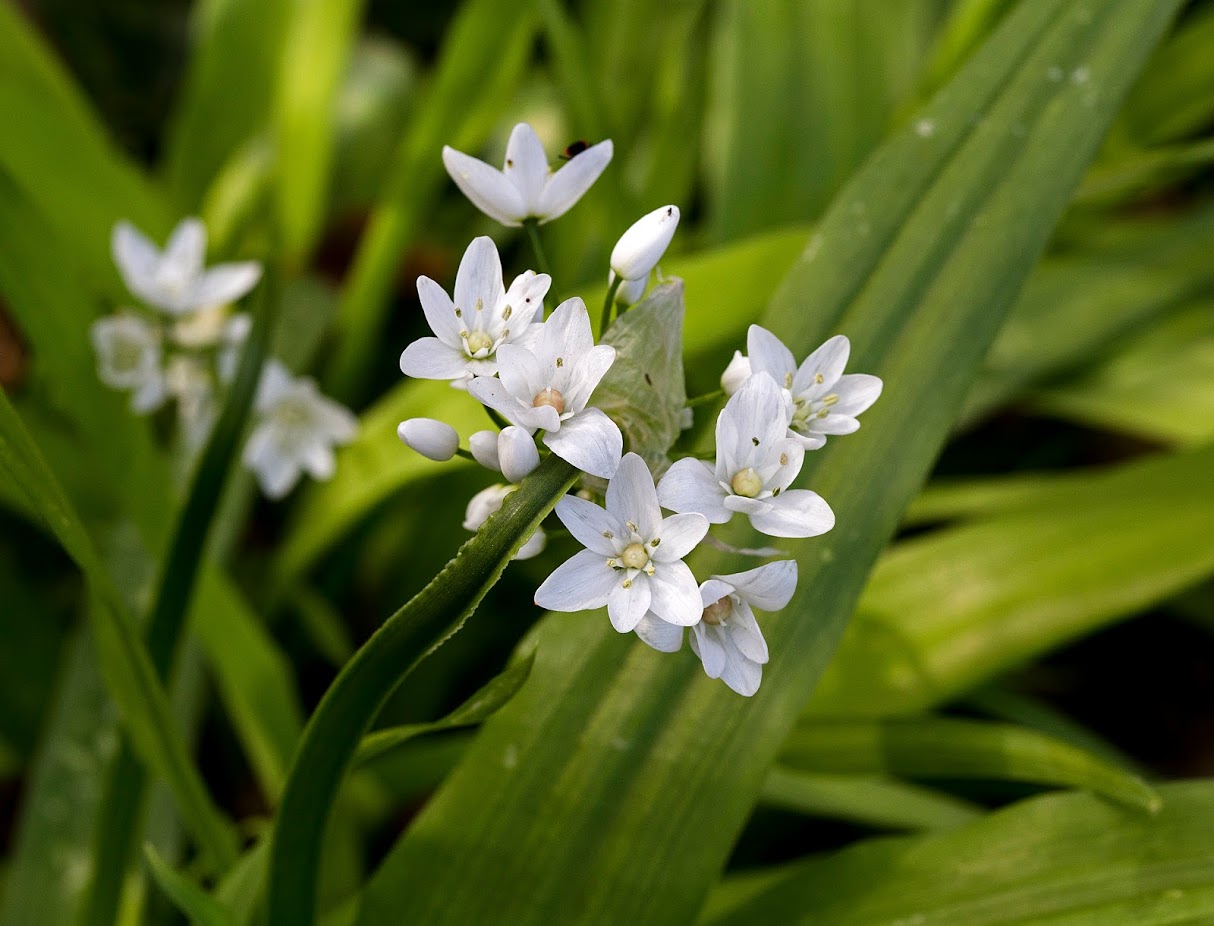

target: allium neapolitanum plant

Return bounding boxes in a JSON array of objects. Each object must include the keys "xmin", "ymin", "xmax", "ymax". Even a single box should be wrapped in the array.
[{"xmin": 4, "ymin": 0, "xmax": 1214, "ymax": 924}]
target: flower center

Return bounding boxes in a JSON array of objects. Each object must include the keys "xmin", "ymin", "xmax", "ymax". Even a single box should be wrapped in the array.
[
  {"xmin": 793, "ymin": 393, "xmax": 840, "ymax": 426},
  {"xmin": 532, "ymin": 387, "xmax": 566, "ymax": 414},
  {"xmin": 702, "ymin": 598, "xmax": 732, "ymax": 626},
  {"xmin": 730, "ymin": 467, "xmax": 763, "ymax": 498},
  {"xmin": 465, "ymin": 330, "xmax": 494, "ymax": 355},
  {"xmin": 620, "ymin": 542, "xmax": 649, "ymax": 570}
]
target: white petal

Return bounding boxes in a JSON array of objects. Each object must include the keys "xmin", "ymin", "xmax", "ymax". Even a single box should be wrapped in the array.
[
  {"xmin": 189, "ymin": 263, "xmax": 262, "ymax": 312},
  {"xmin": 723, "ymin": 495, "xmax": 773, "ymax": 517},
  {"xmin": 536, "ymin": 139, "xmax": 613, "ymax": 222},
  {"xmin": 832, "ymin": 373, "xmax": 883, "ymax": 416},
  {"xmin": 718, "ymin": 372, "xmax": 792, "ymax": 471},
  {"xmin": 534, "ymin": 548, "xmax": 616, "ymax": 612},
  {"xmin": 790, "ymin": 430, "xmax": 828, "ymax": 451},
  {"xmin": 514, "ymin": 527, "xmax": 547, "ymax": 560},
  {"xmin": 442, "ymin": 146, "xmax": 527, "ymax": 226},
  {"xmin": 466, "ymin": 375, "xmax": 529, "ymax": 429},
  {"xmin": 501, "ymin": 270, "xmax": 552, "ymax": 331},
  {"xmin": 400, "ymin": 337, "xmax": 472, "ymax": 381},
  {"xmin": 416, "ymin": 275, "xmax": 463, "ymax": 347},
  {"xmin": 130, "ymin": 373, "xmax": 168, "ymax": 413},
  {"xmin": 495, "ymin": 343, "xmax": 546, "ymax": 405},
  {"xmin": 811, "ymin": 415, "xmax": 862, "ymax": 436},
  {"xmin": 564, "ymin": 344, "xmax": 616, "ymax": 414},
  {"xmin": 299, "ymin": 440, "xmax": 338, "ymax": 480},
  {"xmin": 699, "ymin": 579, "xmax": 736, "ymax": 610},
  {"xmin": 314, "ymin": 394, "xmax": 358, "ymax": 444},
  {"xmin": 535, "ymin": 297, "xmax": 594, "ymax": 369},
  {"xmin": 721, "ymin": 351, "xmax": 752, "ymax": 396},
  {"xmin": 608, "ymin": 574, "xmax": 651, "ymax": 632},
  {"xmin": 717, "ymin": 560, "xmax": 798, "ymax": 611},
  {"xmin": 542, "ymin": 408, "xmax": 621, "ymax": 479},
  {"xmin": 657, "ymin": 458, "xmax": 731, "ymax": 524},
  {"xmin": 765, "ymin": 437, "xmax": 805, "ymax": 492},
  {"xmin": 502, "ymin": 122, "xmax": 549, "ymax": 213},
  {"xmin": 397, "ymin": 418, "xmax": 459, "ymax": 461},
  {"xmin": 111, "ymin": 222, "xmax": 162, "ymax": 302},
  {"xmin": 793, "ymin": 335, "xmax": 851, "ymax": 393},
  {"xmin": 453, "ymin": 236, "xmax": 506, "ymax": 322},
  {"xmin": 747, "ymin": 325, "xmax": 797, "ymax": 384},
  {"xmin": 610, "ymin": 205, "xmax": 679, "ymax": 280},
  {"xmin": 469, "ymin": 429, "xmax": 501, "ymax": 472},
  {"xmin": 727, "ymin": 602, "xmax": 770, "ymax": 664},
  {"xmin": 718, "ymin": 646, "xmax": 763, "ymax": 697},
  {"xmin": 164, "ymin": 217, "xmax": 207, "ymax": 278},
  {"xmin": 690, "ymin": 623, "xmax": 727, "ymax": 679},
  {"xmin": 463, "ymin": 484, "xmax": 513, "ymax": 530},
  {"xmin": 651, "ymin": 513, "xmax": 708, "ymax": 563},
  {"xmin": 748, "ymin": 489, "xmax": 834, "ymax": 538},
  {"xmin": 254, "ymin": 359, "xmax": 294, "ymax": 411},
  {"xmin": 648, "ymin": 561, "xmax": 703, "ymax": 626},
  {"xmin": 613, "ymin": 273, "xmax": 648, "ymax": 307},
  {"xmin": 605, "ymin": 451, "xmax": 661, "ymax": 536},
  {"xmin": 553, "ymin": 495, "xmax": 623, "ymax": 556},
  {"xmin": 634, "ymin": 613, "xmax": 684, "ymax": 653},
  {"xmin": 498, "ymin": 425, "xmax": 540, "ymax": 482}
]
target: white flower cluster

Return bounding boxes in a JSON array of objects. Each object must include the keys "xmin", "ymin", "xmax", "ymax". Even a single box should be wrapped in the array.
[
  {"xmin": 400, "ymin": 122, "xmax": 884, "ymax": 695},
  {"xmin": 91, "ymin": 218, "xmax": 356, "ymax": 499}
]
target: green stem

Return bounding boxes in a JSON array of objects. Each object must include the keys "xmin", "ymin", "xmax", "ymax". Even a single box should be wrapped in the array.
[
  {"xmin": 521, "ymin": 218, "xmax": 552, "ymax": 279},
  {"xmin": 81, "ymin": 273, "xmax": 278, "ymax": 926},
  {"xmin": 267, "ymin": 455, "xmax": 577, "ymax": 926},
  {"xmin": 454, "ymin": 447, "xmax": 476, "ymax": 461},
  {"xmin": 484, "ymin": 404, "xmax": 511, "ymax": 431},
  {"xmin": 600, "ymin": 275, "xmax": 623, "ymax": 338},
  {"xmin": 686, "ymin": 389, "xmax": 724, "ymax": 408}
]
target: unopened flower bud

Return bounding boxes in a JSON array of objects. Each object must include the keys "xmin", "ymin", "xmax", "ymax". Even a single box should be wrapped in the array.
[
  {"xmin": 498, "ymin": 425, "xmax": 540, "ymax": 483},
  {"xmin": 721, "ymin": 351, "xmax": 752, "ymax": 396},
  {"xmin": 397, "ymin": 418, "xmax": 459, "ymax": 461},
  {"xmin": 611, "ymin": 272, "xmax": 649, "ymax": 307},
  {"xmin": 610, "ymin": 205, "xmax": 679, "ymax": 281},
  {"xmin": 469, "ymin": 429, "xmax": 501, "ymax": 472}
]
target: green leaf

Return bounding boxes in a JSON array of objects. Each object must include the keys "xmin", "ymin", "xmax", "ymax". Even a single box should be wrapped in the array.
[
  {"xmin": 266, "ymin": 454, "xmax": 578, "ymax": 925},
  {"xmin": 354, "ymin": 649, "xmax": 535, "ymax": 766},
  {"xmin": 759, "ymin": 768, "xmax": 983, "ymax": 832},
  {"xmin": 811, "ymin": 445, "xmax": 1214, "ymax": 718},
  {"xmin": 594, "ymin": 282, "xmax": 688, "ymax": 474},
  {"xmin": 1123, "ymin": 4, "xmax": 1214, "ymax": 145},
  {"xmin": 360, "ymin": 3, "xmax": 1184, "ymax": 922},
  {"xmin": 779, "ymin": 717, "xmax": 1159, "ymax": 811},
  {"xmin": 143, "ymin": 845, "xmax": 236, "ymax": 926},
  {"xmin": 705, "ymin": 780, "xmax": 1214, "ymax": 925}
]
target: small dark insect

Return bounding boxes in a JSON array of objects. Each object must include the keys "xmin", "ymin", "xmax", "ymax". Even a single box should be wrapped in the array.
[
  {"xmin": 559, "ymin": 139, "xmax": 590, "ymax": 160},
  {"xmin": 644, "ymin": 373, "xmax": 654, "ymax": 386}
]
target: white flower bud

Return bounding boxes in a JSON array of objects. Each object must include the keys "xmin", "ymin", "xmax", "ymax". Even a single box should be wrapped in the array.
[
  {"xmin": 721, "ymin": 351, "xmax": 752, "ymax": 395},
  {"xmin": 611, "ymin": 272, "xmax": 649, "ymax": 307},
  {"xmin": 397, "ymin": 418, "xmax": 459, "ymax": 461},
  {"xmin": 469, "ymin": 429, "xmax": 501, "ymax": 472},
  {"xmin": 610, "ymin": 205, "xmax": 679, "ymax": 281},
  {"xmin": 498, "ymin": 426, "xmax": 540, "ymax": 483}
]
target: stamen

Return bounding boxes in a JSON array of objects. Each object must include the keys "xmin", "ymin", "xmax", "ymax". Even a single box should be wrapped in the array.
[{"xmin": 814, "ymin": 372, "xmax": 824, "ymax": 384}]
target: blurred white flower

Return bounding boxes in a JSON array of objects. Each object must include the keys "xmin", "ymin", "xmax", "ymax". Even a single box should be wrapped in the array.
[
  {"xmin": 467, "ymin": 297, "xmax": 622, "ymax": 479},
  {"xmin": 688, "ymin": 560, "xmax": 798, "ymax": 697},
  {"xmin": 165, "ymin": 354, "xmax": 218, "ymax": 451},
  {"xmin": 442, "ymin": 122, "xmax": 612, "ymax": 226},
  {"xmin": 720, "ymin": 350, "xmax": 751, "ymax": 396},
  {"xmin": 90, "ymin": 313, "xmax": 167, "ymax": 413},
  {"xmin": 658, "ymin": 372, "xmax": 834, "ymax": 538},
  {"xmin": 397, "ymin": 418, "xmax": 460, "ymax": 461},
  {"xmin": 747, "ymin": 326, "xmax": 883, "ymax": 450},
  {"xmin": 462, "ymin": 484, "xmax": 546, "ymax": 560},
  {"xmin": 112, "ymin": 217, "xmax": 261, "ymax": 316},
  {"xmin": 243, "ymin": 361, "xmax": 358, "ymax": 499},
  {"xmin": 399, "ymin": 236, "xmax": 550, "ymax": 387},
  {"xmin": 535, "ymin": 453, "xmax": 708, "ymax": 633}
]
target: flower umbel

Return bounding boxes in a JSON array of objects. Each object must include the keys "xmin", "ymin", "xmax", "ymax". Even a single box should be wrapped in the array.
[
  {"xmin": 536, "ymin": 453, "xmax": 708, "ymax": 632},
  {"xmin": 442, "ymin": 122, "xmax": 613, "ymax": 227},
  {"xmin": 399, "ymin": 236, "xmax": 551, "ymax": 387},
  {"xmin": 658, "ymin": 372, "xmax": 834, "ymax": 538},
  {"xmin": 467, "ymin": 297, "xmax": 623, "ymax": 479}
]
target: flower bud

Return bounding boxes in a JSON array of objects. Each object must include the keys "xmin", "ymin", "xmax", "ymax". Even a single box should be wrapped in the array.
[
  {"xmin": 498, "ymin": 426, "xmax": 540, "ymax": 483},
  {"xmin": 397, "ymin": 418, "xmax": 459, "ymax": 461},
  {"xmin": 610, "ymin": 205, "xmax": 679, "ymax": 281},
  {"xmin": 611, "ymin": 272, "xmax": 648, "ymax": 307},
  {"xmin": 720, "ymin": 351, "xmax": 752, "ymax": 396},
  {"xmin": 469, "ymin": 429, "xmax": 501, "ymax": 472}
]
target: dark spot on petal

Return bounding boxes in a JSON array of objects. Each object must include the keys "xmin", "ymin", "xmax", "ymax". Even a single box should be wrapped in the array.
[
  {"xmin": 752, "ymin": 436, "xmax": 760, "ymax": 446},
  {"xmin": 644, "ymin": 373, "xmax": 653, "ymax": 386}
]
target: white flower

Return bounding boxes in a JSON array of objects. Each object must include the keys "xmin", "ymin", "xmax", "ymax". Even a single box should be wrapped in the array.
[
  {"xmin": 243, "ymin": 361, "xmax": 358, "ymax": 499},
  {"xmin": 467, "ymin": 297, "xmax": 622, "ymax": 479},
  {"xmin": 442, "ymin": 123, "xmax": 613, "ymax": 227},
  {"xmin": 112, "ymin": 217, "xmax": 262, "ymax": 316},
  {"xmin": 400, "ymin": 236, "xmax": 551, "ymax": 387},
  {"xmin": 747, "ymin": 325, "xmax": 883, "ymax": 450},
  {"xmin": 610, "ymin": 205, "xmax": 679, "ymax": 281},
  {"xmin": 215, "ymin": 313, "xmax": 253, "ymax": 383},
  {"xmin": 658, "ymin": 372, "xmax": 834, "ymax": 538},
  {"xmin": 165, "ymin": 354, "xmax": 218, "ymax": 450},
  {"xmin": 535, "ymin": 453, "xmax": 708, "ymax": 632},
  {"xmin": 463, "ymin": 484, "xmax": 546, "ymax": 560},
  {"xmin": 689, "ymin": 560, "xmax": 798, "ymax": 697},
  {"xmin": 468, "ymin": 426, "xmax": 540, "ymax": 483},
  {"xmin": 720, "ymin": 350, "xmax": 751, "ymax": 396},
  {"xmin": 397, "ymin": 418, "xmax": 459, "ymax": 461},
  {"xmin": 90, "ymin": 313, "xmax": 166, "ymax": 413}
]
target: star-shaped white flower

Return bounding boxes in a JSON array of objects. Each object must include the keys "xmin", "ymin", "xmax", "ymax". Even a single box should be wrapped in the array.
[
  {"xmin": 689, "ymin": 560, "xmax": 797, "ymax": 697},
  {"xmin": 747, "ymin": 325, "xmax": 883, "ymax": 450},
  {"xmin": 463, "ymin": 484, "xmax": 546, "ymax": 560},
  {"xmin": 90, "ymin": 312, "xmax": 167, "ymax": 412},
  {"xmin": 467, "ymin": 297, "xmax": 622, "ymax": 479},
  {"xmin": 535, "ymin": 453, "xmax": 708, "ymax": 632},
  {"xmin": 658, "ymin": 372, "xmax": 834, "ymax": 538},
  {"xmin": 442, "ymin": 122, "xmax": 613, "ymax": 227},
  {"xmin": 112, "ymin": 218, "xmax": 262, "ymax": 316},
  {"xmin": 243, "ymin": 361, "xmax": 358, "ymax": 499},
  {"xmin": 400, "ymin": 236, "xmax": 551, "ymax": 387}
]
